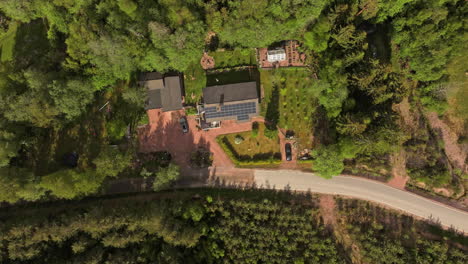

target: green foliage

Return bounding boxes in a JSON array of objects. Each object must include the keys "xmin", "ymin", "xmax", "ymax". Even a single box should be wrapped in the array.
[
  {"xmin": 391, "ymin": 0, "xmax": 465, "ymax": 82},
  {"xmin": 105, "ymin": 118, "xmax": 127, "ymax": 143},
  {"xmin": 260, "ymin": 69, "xmax": 320, "ymax": 146},
  {"xmin": 0, "ymin": 0, "xmax": 464, "ymax": 207},
  {"xmin": 251, "ymin": 121, "xmax": 259, "ymax": 138},
  {"xmin": 338, "ymin": 198, "xmax": 467, "ymax": 264},
  {"xmin": 209, "ymin": 0, "xmax": 327, "ymax": 48},
  {"xmin": 152, "ymin": 163, "xmax": 180, "ymax": 191},
  {"xmin": 209, "ymin": 48, "xmax": 256, "ymax": 68},
  {"xmin": 0, "ymin": 122, "xmax": 21, "ymax": 167},
  {"xmin": 0, "ymin": 21, "xmax": 18, "ymax": 62},
  {"xmin": 93, "ymin": 146, "xmax": 132, "ymax": 178},
  {"xmin": 184, "ymin": 60, "xmax": 206, "ymax": 103},
  {"xmin": 217, "ymin": 135, "xmax": 281, "ymax": 167},
  {"xmin": 312, "ymin": 145, "xmax": 345, "ymax": 178},
  {"xmin": 1, "ymin": 191, "xmax": 463, "ymax": 263},
  {"xmin": 117, "ymin": 0, "xmax": 137, "ymax": 18},
  {"xmin": 49, "ymin": 78, "xmax": 96, "ymax": 120},
  {"xmin": 39, "ymin": 169, "xmax": 103, "ymax": 199},
  {"xmin": 304, "ymin": 15, "xmax": 331, "ymax": 52},
  {"xmin": 0, "ymin": 167, "xmax": 45, "ymax": 203}
]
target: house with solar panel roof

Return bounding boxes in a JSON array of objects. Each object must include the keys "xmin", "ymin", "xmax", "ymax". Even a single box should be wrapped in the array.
[{"xmin": 198, "ymin": 81, "xmax": 259, "ymax": 129}]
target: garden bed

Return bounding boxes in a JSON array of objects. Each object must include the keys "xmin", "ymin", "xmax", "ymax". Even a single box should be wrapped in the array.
[
  {"xmin": 217, "ymin": 123, "xmax": 281, "ymax": 167},
  {"xmin": 260, "ymin": 68, "xmax": 318, "ymax": 149}
]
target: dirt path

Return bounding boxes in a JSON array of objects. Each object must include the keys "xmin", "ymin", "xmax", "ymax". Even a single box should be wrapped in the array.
[
  {"xmin": 319, "ymin": 195, "xmax": 337, "ymax": 227},
  {"xmin": 388, "ymin": 149, "xmax": 409, "ymax": 189},
  {"xmin": 319, "ymin": 195, "xmax": 362, "ymax": 264},
  {"xmin": 426, "ymin": 112, "xmax": 467, "ymax": 172}
]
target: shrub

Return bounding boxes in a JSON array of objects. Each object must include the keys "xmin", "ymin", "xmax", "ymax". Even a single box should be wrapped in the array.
[
  {"xmin": 153, "ymin": 163, "xmax": 180, "ymax": 191},
  {"xmin": 106, "ymin": 119, "xmax": 127, "ymax": 143},
  {"xmin": 234, "ymin": 135, "xmax": 244, "ymax": 144},
  {"xmin": 264, "ymin": 128, "xmax": 278, "ymax": 139},
  {"xmin": 312, "ymin": 145, "xmax": 344, "ymax": 179},
  {"xmin": 251, "ymin": 122, "xmax": 259, "ymax": 138},
  {"xmin": 185, "ymin": 107, "xmax": 198, "ymax": 116}
]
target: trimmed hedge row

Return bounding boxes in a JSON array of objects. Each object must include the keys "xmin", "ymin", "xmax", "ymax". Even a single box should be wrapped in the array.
[{"xmin": 216, "ymin": 136, "xmax": 281, "ymax": 167}]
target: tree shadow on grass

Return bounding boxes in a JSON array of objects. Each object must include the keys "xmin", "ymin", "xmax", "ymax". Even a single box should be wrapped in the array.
[{"xmin": 265, "ymin": 83, "xmax": 280, "ymax": 130}]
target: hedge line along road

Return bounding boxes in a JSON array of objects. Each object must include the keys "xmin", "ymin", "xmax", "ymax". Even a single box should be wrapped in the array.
[{"xmin": 254, "ymin": 169, "xmax": 468, "ymax": 233}]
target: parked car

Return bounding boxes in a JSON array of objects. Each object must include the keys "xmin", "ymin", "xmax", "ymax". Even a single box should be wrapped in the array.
[
  {"xmin": 179, "ymin": 117, "xmax": 188, "ymax": 133},
  {"xmin": 285, "ymin": 143, "xmax": 292, "ymax": 161}
]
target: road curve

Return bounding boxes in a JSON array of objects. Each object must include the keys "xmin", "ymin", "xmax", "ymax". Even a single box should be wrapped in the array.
[{"xmin": 254, "ymin": 169, "xmax": 468, "ymax": 233}]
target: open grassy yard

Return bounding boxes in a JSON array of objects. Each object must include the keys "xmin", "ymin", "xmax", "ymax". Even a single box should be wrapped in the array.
[
  {"xmin": 260, "ymin": 68, "xmax": 318, "ymax": 148},
  {"xmin": 218, "ymin": 122, "xmax": 281, "ymax": 164},
  {"xmin": 183, "ymin": 60, "xmax": 206, "ymax": 104},
  {"xmin": 206, "ymin": 68, "xmax": 258, "ymax": 86},
  {"xmin": 209, "ymin": 48, "xmax": 256, "ymax": 68}
]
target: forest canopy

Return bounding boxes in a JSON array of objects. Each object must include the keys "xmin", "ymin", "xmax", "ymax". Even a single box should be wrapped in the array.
[
  {"xmin": 0, "ymin": 190, "xmax": 465, "ymax": 263},
  {"xmin": 0, "ymin": 0, "xmax": 466, "ymax": 201}
]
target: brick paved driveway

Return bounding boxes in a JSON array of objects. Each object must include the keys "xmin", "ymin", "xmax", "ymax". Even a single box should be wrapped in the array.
[{"xmin": 138, "ymin": 109, "xmax": 264, "ymax": 176}]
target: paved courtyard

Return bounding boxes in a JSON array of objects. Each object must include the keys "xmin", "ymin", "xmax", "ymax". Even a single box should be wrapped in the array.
[{"xmin": 139, "ymin": 109, "xmax": 265, "ymax": 174}]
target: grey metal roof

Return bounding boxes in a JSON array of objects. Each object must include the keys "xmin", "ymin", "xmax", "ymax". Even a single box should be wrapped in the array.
[
  {"xmin": 146, "ymin": 89, "xmax": 162, "ymax": 110},
  {"xmin": 203, "ymin": 82, "xmax": 258, "ymax": 105},
  {"xmin": 161, "ymin": 76, "xmax": 183, "ymax": 111}
]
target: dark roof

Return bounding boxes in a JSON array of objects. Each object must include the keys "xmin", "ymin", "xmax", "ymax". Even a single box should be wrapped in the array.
[
  {"xmin": 146, "ymin": 89, "xmax": 162, "ymax": 110},
  {"xmin": 203, "ymin": 82, "xmax": 258, "ymax": 105},
  {"xmin": 142, "ymin": 73, "xmax": 183, "ymax": 111},
  {"xmin": 161, "ymin": 76, "xmax": 183, "ymax": 111},
  {"xmin": 140, "ymin": 72, "xmax": 163, "ymax": 81}
]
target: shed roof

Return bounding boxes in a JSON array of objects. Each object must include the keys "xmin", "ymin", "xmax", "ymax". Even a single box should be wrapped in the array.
[
  {"xmin": 203, "ymin": 82, "xmax": 258, "ymax": 105},
  {"xmin": 161, "ymin": 76, "xmax": 183, "ymax": 111}
]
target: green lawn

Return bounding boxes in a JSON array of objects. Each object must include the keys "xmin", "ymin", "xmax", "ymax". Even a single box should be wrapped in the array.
[
  {"xmin": 218, "ymin": 123, "xmax": 281, "ymax": 165},
  {"xmin": 260, "ymin": 68, "xmax": 319, "ymax": 148},
  {"xmin": 209, "ymin": 48, "xmax": 256, "ymax": 68},
  {"xmin": 0, "ymin": 21, "xmax": 18, "ymax": 62},
  {"xmin": 183, "ymin": 60, "xmax": 206, "ymax": 104},
  {"xmin": 206, "ymin": 69, "xmax": 257, "ymax": 86}
]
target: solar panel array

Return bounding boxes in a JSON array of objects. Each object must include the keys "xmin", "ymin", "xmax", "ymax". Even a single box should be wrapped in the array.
[{"xmin": 204, "ymin": 102, "xmax": 256, "ymax": 121}]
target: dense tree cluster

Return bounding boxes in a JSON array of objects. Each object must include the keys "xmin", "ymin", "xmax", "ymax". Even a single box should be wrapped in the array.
[
  {"xmin": 0, "ymin": 190, "xmax": 465, "ymax": 263},
  {"xmin": 336, "ymin": 198, "xmax": 467, "ymax": 264}
]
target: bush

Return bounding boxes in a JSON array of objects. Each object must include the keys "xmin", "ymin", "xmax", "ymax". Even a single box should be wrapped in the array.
[
  {"xmin": 185, "ymin": 107, "xmax": 198, "ymax": 116},
  {"xmin": 106, "ymin": 119, "xmax": 127, "ymax": 143},
  {"xmin": 153, "ymin": 163, "xmax": 180, "ymax": 191},
  {"xmin": 264, "ymin": 128, "xmax": 278, "ymax": 139},
  {"xmin": 251, "ymin": 122, "xmax": 259, "ymax": 138},
  {"xmin": 234, "ymin": 135, "xmax": 244, "ymax": 144},
  {"xmin": 312, "ymin": 145, "xmax": 344, "ymax": 179}
]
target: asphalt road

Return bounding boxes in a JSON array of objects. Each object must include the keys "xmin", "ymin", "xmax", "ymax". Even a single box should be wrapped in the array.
[{"xmin": 254, "ymin": 169, "xmax": 468, "ymax": 233}]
